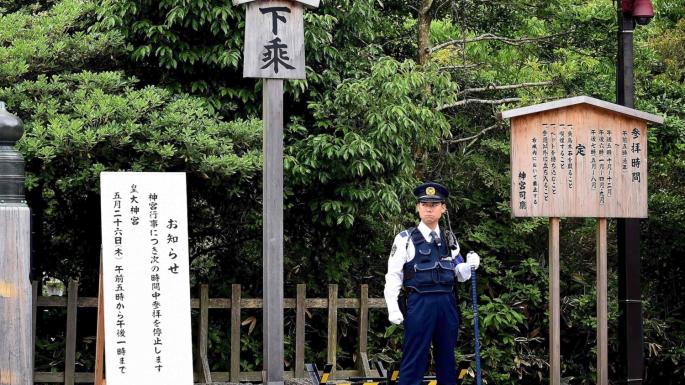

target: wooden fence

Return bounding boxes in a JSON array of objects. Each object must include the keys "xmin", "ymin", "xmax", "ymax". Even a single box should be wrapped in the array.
[{"xmin": 31, "ymin": 281, "xmax": 388, "ymax": 384}]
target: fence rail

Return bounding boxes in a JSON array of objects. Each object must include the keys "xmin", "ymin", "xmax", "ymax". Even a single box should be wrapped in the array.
[{"xmin": 31, "ymin": 281, "xmax": 388, "ymax": 384}]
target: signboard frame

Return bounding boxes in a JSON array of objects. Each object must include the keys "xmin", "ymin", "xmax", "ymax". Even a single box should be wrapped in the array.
[{"xmin": 509, "ymin": 104, "xmax": 649, "ymax": 218}]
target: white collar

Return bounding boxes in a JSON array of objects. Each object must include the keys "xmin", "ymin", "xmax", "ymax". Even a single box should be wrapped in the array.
[{"xmin": 418, "ymin": 222, "xmax": 440, "ymax": 242}]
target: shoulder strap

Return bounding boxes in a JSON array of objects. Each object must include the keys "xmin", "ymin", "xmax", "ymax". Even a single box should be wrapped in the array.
[
  {"xmin": 404, "ymin": 227, "xmax": 417, "ymax": 253},
  {"xmin": 438, "ymin": 231, "xmax": 450, "ymax": 256},
  {"xmin": 410, "ymin": 227, "xmax": 426, "ymax": 246}
]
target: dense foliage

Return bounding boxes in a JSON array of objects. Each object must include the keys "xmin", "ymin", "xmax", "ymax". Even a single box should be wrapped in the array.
[{"xmin": 1, "ymin": 0, "xmax": 683, "ymax": 384}]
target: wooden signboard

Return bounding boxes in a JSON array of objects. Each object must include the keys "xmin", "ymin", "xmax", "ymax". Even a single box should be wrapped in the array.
[
  {"xmin": 240, "ymin": 0, "xmax": 307, "ymax": 79},
  {"xmin": 100, "ymin": 172, "xmax": 193, "ymax": 385},
  {"xmin": 505, "ymin": 96, "xmax": 663, "ymax": 218},
  {"xmin": 501, "ymin": 96, "xmax": 663, "ymax": 385}
]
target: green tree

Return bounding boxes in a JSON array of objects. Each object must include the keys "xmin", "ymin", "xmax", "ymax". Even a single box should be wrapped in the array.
[{"xmin": 2, "ymin": 0, "xmax": 684, "ymax": 382}]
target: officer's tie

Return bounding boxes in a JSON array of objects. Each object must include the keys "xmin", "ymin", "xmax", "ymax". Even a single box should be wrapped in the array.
[{"xmin": 429, "ymin": 231, "xmax": 438, "ymax": 244}]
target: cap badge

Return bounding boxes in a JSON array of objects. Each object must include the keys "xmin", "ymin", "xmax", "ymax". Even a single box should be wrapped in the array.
[{"xmin": 426, "ymin": 186, "xmax": 436, "ymax": 196}]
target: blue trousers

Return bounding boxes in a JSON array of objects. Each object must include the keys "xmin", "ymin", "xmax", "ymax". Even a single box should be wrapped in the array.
[{"xmin": 399, "ymin": 292, "xmax": 459, "ymax": 385}]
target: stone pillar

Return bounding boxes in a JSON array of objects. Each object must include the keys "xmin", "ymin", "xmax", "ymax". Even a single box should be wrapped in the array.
[{"xmin": 0, "ymin": 101, "xmax": 32, "ymax": 385}]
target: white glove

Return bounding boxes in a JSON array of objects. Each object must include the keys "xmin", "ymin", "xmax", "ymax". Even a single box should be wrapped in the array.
[
  {"xmin": 388, "ymin": 310, "xmax": 404, "ymax": 325},
  {"xmin": 466, "ymin": 251, "xmax": 480, "ymax": 270}
]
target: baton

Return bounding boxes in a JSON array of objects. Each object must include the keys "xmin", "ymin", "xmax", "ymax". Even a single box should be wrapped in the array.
[{"xmin": 470, "ymin": 261, "xmax": 482, "ymax": 385}]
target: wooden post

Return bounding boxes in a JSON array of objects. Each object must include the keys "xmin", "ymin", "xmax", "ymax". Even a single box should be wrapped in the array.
[
  {"xmin": 597, "ymin": 218, "xmax": 608, "ymax": 385},
  {"xmin": 263, "ymin": 78, "xmax": 285, "ymax": 385},
  {"xmin": 0, "ymin": 102, "xmax": 32, "ymax": 385},
  {"xmin": 295, "ymin": 284, "xmax": 306, "ymax": 378},
  {"xmin": 234, "ymin": 2, "xmax": 319, "ymax": 383},
  {"xmin": 65, "ymin": 280, "xmax": 79, "ymax": 385},
  {"xmin": 197, "ymin": 284, "xmax": 212, "ymax": 383},
  {"xmin": 94, "ymin": 255, "xmax": 105, "ymax": 385},
  {"xmin": 230, "ymin": 284, "xmax": 242, "ymax": 383},
  {"xmin": 357, "ymin": 284, "xmax": 372, "ymax": 377},
  {"xmin": 327, "ymin": 284, "xmax": 338, "ymax": 372},
  {"xmin": 549, "ymin": 218, "xmax": 560, "ymax": 385}
]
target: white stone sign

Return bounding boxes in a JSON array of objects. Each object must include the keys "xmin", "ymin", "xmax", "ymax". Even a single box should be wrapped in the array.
[
  {"xmin": 100, "ymin": 172, "xmax": 192, "ymax": 385},
  {"xmin": 241, "ymin": 0, "xmax": 306, "ymax": 79}
]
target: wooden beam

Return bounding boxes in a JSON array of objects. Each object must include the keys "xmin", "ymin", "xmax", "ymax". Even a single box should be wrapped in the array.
[
  {"xmin": 0, "ymin": 206, "xmax": 32, "ymax": 385},
  {"xmin": 597, "ymin": 218, "xmax": 608, "ymax": 385},
  {"xmin": 327, "ymin": 284, "xmax": 339, "ymax": 372},
  {"xmin": 230, "ymin": 284, "xmax": 242, "ymax": 383},
  {"xmin": 65, "ymin": 280, "xmax": 79, "ymax": 385},
  {"xmin": 500, "ymin": 95, "xmax": 664, "ymax": 123},
  {"xmin": 263, "ymin": 78, "xmax": 285, "ymax": 385},
  {"xmin": 549, "ymin": 218, "xmax": 560, "ymax": 385},
  {"xmin": 191, "ymin": 296, "xmax": 388, "ymax": 310},
  {"xmin": 357, "ymin": 285, "xmax": 371, "ymax": 376},
  {"xmin": 295, "ymin": 284, "xmax": 306, "ymax": 378},
  {"xmin": 197, "ymin": 284, "xmax": 212, "ymax": 383},
  {"xmin": 36, "ymin": 294, "xmax": 389, "ymax": 309},
  {"xmin": 35, "ymin": 369, "xmax": 368, "ymax": 383}
]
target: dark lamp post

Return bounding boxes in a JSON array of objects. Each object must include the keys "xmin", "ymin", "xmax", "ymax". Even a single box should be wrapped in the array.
[
  {"xmin": 0, "ymin": 101, "xmax": 26, "ymax": 204},
  {"xmin": 622, "ymin": 0, "xmax": 655, "ymax": 25},
  {"xmin": 616, "ymin": 1, "xmax": 653, "ymax": 384}
]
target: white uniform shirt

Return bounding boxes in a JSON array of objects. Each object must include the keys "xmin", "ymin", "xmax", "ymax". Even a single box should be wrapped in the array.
[{"xmin": 383, "ymin": 222, "xmax": 472, "ymax": 315}]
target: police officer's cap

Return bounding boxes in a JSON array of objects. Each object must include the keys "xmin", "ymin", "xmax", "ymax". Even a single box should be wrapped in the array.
[{"xmin": 413, "ymin": 182, "xmax": 449, "ymax": 202}]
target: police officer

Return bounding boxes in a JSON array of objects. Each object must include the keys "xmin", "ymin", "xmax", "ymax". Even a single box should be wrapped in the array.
[{"xmin": 384, "ymin": 181, "xmax": 480, "ymax": 385}]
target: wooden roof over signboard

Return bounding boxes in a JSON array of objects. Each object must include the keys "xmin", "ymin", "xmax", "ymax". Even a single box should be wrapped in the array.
[
  {"xmin": 499, "ymin": 96, "xmax": 664, "ymax": 124},
  {"xmin": 232, "ymin": 0, "xmax": 320, "ymax": 8}
]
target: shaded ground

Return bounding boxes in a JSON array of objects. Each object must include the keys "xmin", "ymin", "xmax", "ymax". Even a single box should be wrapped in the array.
[{"xmin": 197, "ymin": 379, "xmax": 314, "ymax": 385}]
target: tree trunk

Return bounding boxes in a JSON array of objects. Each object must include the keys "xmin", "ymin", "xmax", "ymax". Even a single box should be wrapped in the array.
[
  {"xmin": 414, "ymin": 0, "xmax": 435, "ymax": 177},
  {"xmin": 417, "ymin": 0, "xmax": 434, "ymax": 65}
]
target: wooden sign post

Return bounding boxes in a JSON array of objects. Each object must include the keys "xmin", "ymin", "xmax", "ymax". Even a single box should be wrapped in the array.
[
  {"xmin": 501, "ymin": 96, "xmax": 663, "ymax": 385},
  {"xmin": 233, "ymin": 1, "xmax": 319, "ymax": 384}
]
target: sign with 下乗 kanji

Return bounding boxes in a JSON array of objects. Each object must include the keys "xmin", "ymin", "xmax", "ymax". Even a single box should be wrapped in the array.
[
  {"xmin": 502, "ymin": 96, "xmax": 663, "ymax": 218},
  {"xmin": 100, "ymin": 172, "xmax": 192, "ymax": 385},
  {"xmin": 241, "ymin": 0, "xmax": 306, "ymax": 79}
]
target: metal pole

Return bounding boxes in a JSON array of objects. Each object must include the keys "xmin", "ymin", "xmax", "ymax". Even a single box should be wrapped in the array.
[
  {"xmin": 616, "ymin": 7, "xmax": 644, "ymax": 385},
  {"xmin": 263, "ymin": 79, "xmax": 285, "ymax": 385},
  {"xmin": 0, "ymin": 101, "xmax": 33, "ymax": 385}
]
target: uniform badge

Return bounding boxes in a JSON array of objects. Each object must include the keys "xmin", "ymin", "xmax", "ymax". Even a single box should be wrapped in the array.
[
  {"xmin": 390, "ymin": 244, "xmax": 397, "ymax": 258},
  {"xmin": 426, "ymin": 186, "xmax": 436, "ymax": 196}
]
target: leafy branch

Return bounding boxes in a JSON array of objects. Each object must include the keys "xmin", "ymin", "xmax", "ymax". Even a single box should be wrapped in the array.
[
  {"xmin": 444, "ymin": 123, "xmax": 501, "ymax": 145},
  {"xmin": 430, "ymin": 30, "xmax": 575, "ymax": 53},
  {"xmin": 456, "ymin": 81, "xmax": 553, "ymax": 97},
  {"xmin": 439, "ymin": 97, "xmax": 521, "ymax": 111}
]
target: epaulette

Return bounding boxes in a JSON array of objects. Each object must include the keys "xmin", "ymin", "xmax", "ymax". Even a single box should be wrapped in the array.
[{"xmin": 399, "ymin": 227, "xmax": 416, "ymax": 238}]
